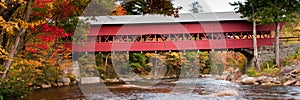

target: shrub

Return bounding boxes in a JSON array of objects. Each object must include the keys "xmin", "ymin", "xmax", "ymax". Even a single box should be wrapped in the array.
[
  {"xmin": 247, "ymin": 67, "xmax": 260, "ymax": 77},
  {"xmin": 261, "ymin": 60, "xmax": 276, "ymax": 69},
  {"xmin": 0, "ymin": 59, "xmax": 62, "ymax": 99},
  {"xmin": 262, "ymin": 67, "xmax": 279, "ymax": 77},
  {"xmin": 0, "ymin": 60, "xmax": 35, "ymax": 99},
  {"xmin": 78, "ymin": 54, "xmax": 98, "ymax": 77}
]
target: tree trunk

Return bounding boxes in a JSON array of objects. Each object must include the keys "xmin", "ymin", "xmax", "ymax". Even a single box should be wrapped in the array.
[
  {"xmin": 0, "ymin": 29, "xmax": 25, "ymax": 84},
  {"xmin": 104, "ymin": 54, "xmax": 109, "ymax": 75},
  {"xmin": 275, "ymin": 22, "xmax": 280, "ymax": 67},
  {"xmin": 253, "ymin": 19, "xmax": 261, "ymax": 72},
  {"xmin": 0, "ymin": 0, "xmax": 33, "ymax": 84},
  {"xmin": 0, "ymin": 1, "xmax": 21, "ymax": 65}
]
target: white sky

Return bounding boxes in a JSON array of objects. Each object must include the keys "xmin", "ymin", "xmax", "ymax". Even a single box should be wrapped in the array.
[{"xmin": 173, "ymin": 0, "xmax": 245, "ymax": 13}]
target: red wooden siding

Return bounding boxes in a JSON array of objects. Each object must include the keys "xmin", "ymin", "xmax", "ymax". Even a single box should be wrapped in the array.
[
  {"xmin": 72, "ymin": 20, "xmax": 280, "ymax": 52},
  {"xmin": 88, "ymin": 21, "xmax": 277, "ymax": 36}
]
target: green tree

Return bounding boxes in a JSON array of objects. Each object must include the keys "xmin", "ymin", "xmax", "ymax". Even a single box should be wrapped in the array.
[
  {"xmin": 231, "ymin": 0, "xmax": 265, "ymax": 72},
  {"xmin": 259, "ymin": 0, "xmax": 300, "ymax": 67},
  {"xmin": 129, "ymin": 53, "xmax": 149, "ymax": 75},
  {"xmin": 81, "ymin": 0, "xmax": 115, "ymax": 16},
  {"xmin": 121, "ymin": 0, "xmax": 182, "ymax": 17},
  {"xmin": 189, "ymin": 1, "xmax": 203, "ymax": 13},
  {"xmin": 0, "ymin": 0, "xmax": 33, "ymax": 84}
]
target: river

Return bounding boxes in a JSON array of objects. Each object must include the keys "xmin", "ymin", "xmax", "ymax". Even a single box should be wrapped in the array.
[{"xmin": 26, "ymin": 78, "xmax": 300, "ymax": 100}]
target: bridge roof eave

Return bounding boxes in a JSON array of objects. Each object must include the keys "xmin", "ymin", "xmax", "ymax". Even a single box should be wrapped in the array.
[{"xmin": 79, "ymin": 11, "xmax": 248, "ymax": 25}]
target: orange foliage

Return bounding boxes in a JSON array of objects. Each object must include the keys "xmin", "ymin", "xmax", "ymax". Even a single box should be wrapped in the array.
[{"xmin": 110, "ymin": 5, "xmax": 126, "ymax": 16}]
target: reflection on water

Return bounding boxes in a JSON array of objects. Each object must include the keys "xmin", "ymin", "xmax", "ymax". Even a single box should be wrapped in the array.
[{"xmin": 26, "ymin": 78, "xmax": 300, "ymax": 100}]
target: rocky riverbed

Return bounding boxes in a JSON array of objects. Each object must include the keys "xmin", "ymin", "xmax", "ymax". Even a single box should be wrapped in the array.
[{"xmin": 214, "ymin": 64, "xmax": 300, "ymax": 86}]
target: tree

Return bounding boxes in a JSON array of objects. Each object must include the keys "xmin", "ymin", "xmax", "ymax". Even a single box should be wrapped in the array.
[
  {"xmin": 81, "ymin": 0, "xmax": 115, "ymax": 16},
  {"xmin": 189, "ymin": 1, "xmax": 203, "ymax": 13},
  {"xmin": 232, "ymin": 0, "xmax": 300, "ymax": 68},
  {"xmin": 121, "ymin": 0, "xmax": 182, "ymax": 17},
  {"xmin": 258, "ymin": 0, "xmax": 300, "ymax": 67},
  {"xmin": 0, "ymin": 0, "xmax": 84, "ymax": 84},
  {"xmin": 231, "ymin": 0, "xmax": 264, "ymax": 72},
  {"xmin": 110, "ymin": 5, "xmax": 126, "ymax": 16},
  {"xmin": 0, "ymin": 0, "xmax": 34, "ymax": 84}
]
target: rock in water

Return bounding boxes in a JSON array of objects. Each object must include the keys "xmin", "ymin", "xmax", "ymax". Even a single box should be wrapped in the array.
[
  {"xmin": 295, "ymin": 81, "xmax": 300, "ymax": 86},
  {"xmin": 61, "ymin": 77, "xmax": 71, "ymax": 86},
  {"xmin": 41, "ymin": 84, "xmax": 51, "ymax": 88},
  {"xmin": 241, "ymin": 77, "xmax": 256, "ymax": 84},
  {"xmin": 284, "ymin": 79, "xmax": 298, "ymax": 86},
  {"xmin": 292, "ymin": 68, "xmax": 300, "ymax": 74},
  {"xmin": 215, "ymin": 75, "xmax": 226, "ymax": 80},
  {"xmin": 216, "ymin": 90, "xmax": 239, "ymax": 97}
]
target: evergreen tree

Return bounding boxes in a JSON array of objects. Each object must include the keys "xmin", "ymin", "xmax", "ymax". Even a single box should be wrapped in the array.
[
  {"xmin": 189, "ymin": 1, "xmax": 203, "ymax": 13},
  {"xmin": 231, "ymin": 0, "xmax": 265, "ymax": 72},
  {"xmin": 121, "ymin": 0, "xmax": 182, "ymax": 17},
  {"xmin": 259, "ymin": 0, "xmax": 300, "ymax": 67}
]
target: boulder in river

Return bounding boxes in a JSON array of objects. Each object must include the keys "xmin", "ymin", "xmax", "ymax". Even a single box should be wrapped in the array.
[
  {"xmin": 41, "ymin": 84, "xmax": 52, "ymax": 88},
  {"xmin": 262, "ymin": 82, "xmax": 277, "ymax": 86},
  {"xmin": 292, "ymin": 68, "xmax": 300, "ymax": 74},
  {"xmin": 216, "ymin": 90, "xmax": 239, "ymax": 97},
  {"xmin": 283, "ymin": 79, "xmax": 297, "ymax": 86},
  {"xmin": 51, "ymin": 83, "xmax": 58, "ymax": 87},
  {"xmin": 61, "ymin": 77, "xmax": 71, "ymax": 86},
  {"xmin": 57, "ymin": 82, "xmax": 64, "ymax": 86},
  {"xmin": 270, "ymin": 78, "xmax": 281, "ymax": 84},
  {"xmin": 241, "ymin": 77, "xmax": 256, "ymax": 84},
  {"xmin": 295, "ymin": 81, "xmax": 300, "ymax": 86},
  {"xmin": 257, "ymin": 76, "xmax": 271, "ymax": 83},
  {"xmin": 215, "ymin": 75, "xmax": 226, "ymax": 80}
]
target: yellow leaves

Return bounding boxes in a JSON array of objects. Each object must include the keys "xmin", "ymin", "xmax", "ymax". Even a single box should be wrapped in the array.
[
  {"xmin": 0, "ymin": 16, "xmax": 19, "ymax": 35},
  {"xmin": 0, "ymin": 18, "xmax": 46, "ymax": 35},
  {"xmin": 0, "ymin": 45, "xmax": 8, "ymax": 60},
  {"xmin": 16, "ymin": 18, "xmax": 46, "ymax": 29},
  {"xmin": 0, "ymin": 2, "xmax": 7, "ymax": 9},
  {"xmin": 145, "ymin": 53, "xmax": 153, "ymax": 57},
  {"xmin": 47, "ymin": 2, "xmax": 54, "ymax": 10},
  {"xmin": 17, "ymin": 0, "xmax": 27, "ymax": 5},
  {"xmin": 295, "ymin": 24, "xmax": 300, "ymax": 31},
  {"xmin": 170, "ymin": 52, "xmax": 180, "ymax": 58},
  {"xmin": 11, "ymin": 59, "xmax": 42, "ymax": 69}
]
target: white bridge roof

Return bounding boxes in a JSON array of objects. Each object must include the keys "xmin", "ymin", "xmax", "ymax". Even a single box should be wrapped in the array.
[{"xmin": 79, "ymin": 12, "xmax": 246, "ymax": 25}]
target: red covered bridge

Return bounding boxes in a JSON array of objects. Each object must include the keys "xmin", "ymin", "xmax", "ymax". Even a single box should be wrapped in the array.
[{"xmin": 72, "ymin": 12, "xmax": 282, "ymax": 52}]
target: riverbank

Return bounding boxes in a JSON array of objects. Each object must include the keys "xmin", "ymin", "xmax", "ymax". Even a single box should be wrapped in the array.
[
  {"xmin": 214, "ymin": 63, "xmax": 300, "ymax": 86},
  {"xmin": 26, "ymin": 77, "xmax": 300, "ymax": 99}
]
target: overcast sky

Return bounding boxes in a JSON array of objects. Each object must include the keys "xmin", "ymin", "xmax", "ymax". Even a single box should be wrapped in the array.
[{"xmin": 173, "ymin": 0, "xmax": 245, "ymax": 13}]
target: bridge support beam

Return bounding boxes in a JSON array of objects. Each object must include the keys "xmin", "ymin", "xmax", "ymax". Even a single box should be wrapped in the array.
[{"xmin": 235, "ymin": 49, "xmax": 254, "ymax": 74}]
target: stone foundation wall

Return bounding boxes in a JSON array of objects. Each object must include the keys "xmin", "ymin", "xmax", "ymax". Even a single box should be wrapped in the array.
[{"xmin": 258, "ymin": 43, "xmax": 300, "ymax": 65}]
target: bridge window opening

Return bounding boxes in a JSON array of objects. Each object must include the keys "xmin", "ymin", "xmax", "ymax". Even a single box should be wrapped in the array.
[
  {"xmin": 244, "ymin": 32, "xmax": 253, "ymax": 39},
  {"xmin": 100, "ymin": 36, "xmax": 114, "ymax": 42},
  {"xmin": 215, "ymin": 32, "xmax": 225, "ymax": 40},
  {"xmin": 229, "ymin": 32, "xmax": 236, "ymax": 39},
  {"xmin": 194, "ymin": 33, "xmax": 200, "ymax": 40},
  {"xmin": 228, "ymin": 32, "xmax": 242, "ymax": 39},
  {"xmin": 114, "ymin": 35, "xmax": 127, "ymax": 42},
  {"xmin": 257, "ymin": 31, "xmax": 271, "ymax": 38},
  {"xmin": 207, "ymin": 33, "xmax": 214, "ymax": 40},
  {"xmin": 158, "ymin": 34, "xmax": 167, "ymax": 41},
  {"xmin": 143, "ymin": 35, "xmax": 153, "ymax": 42},
  {"xmin": 184, "ymin": 34, "xmax": 195, "ymax": 40},
  {"xmin": 86, "ymin": 36, "xmax": 97, "ymax": 42},
  {"xmin": 199, "ymin": 33, "xmax": 208, "ymax": 40},
  {"xmin": 169, "ymin": 34, "xmax": 179, "ymax": 41},
  {"xmin": 131, "ymin": 35, "xmax": 141, "ymax": 42},
  {"xmin": 170, "ymin": 34, "xmax": 182, "ymax": 41}
]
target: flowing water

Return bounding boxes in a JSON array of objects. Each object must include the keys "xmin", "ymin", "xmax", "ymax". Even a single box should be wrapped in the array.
[{"xmin": 26, "ymin": 78, "xmax": 300, "ymax": 100}]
